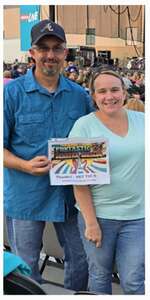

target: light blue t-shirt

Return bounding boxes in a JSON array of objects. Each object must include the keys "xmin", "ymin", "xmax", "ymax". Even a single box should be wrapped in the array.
[{"xmin": 69, "ymin": 110, "xmax": 145, "ymax": 220}]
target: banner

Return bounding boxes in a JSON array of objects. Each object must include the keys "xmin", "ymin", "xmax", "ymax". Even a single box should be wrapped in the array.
[
  {"xmin": 20, "ymin": 5, "xmax": 40, "ymax": 51},
  {"xmin": 48, "ymin": 138, "xmax": 110, "ymax": 185}
]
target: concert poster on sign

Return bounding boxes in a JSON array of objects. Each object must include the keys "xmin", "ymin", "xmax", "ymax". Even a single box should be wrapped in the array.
[{"xmin": 48, "ymin": 138, "xmax": 110, "ymax": 185}]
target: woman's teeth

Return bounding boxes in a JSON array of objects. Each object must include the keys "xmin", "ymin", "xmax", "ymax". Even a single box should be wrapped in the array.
[{"xmin": 104, "ymin": 100, "xmax": 117, "ymax": 105}]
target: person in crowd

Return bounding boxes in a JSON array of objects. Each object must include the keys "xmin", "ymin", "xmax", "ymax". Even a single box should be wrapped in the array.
[
  {"xmin": 129, "ymin": 71, "xmax": 139, "ymax": 85},
  {"xmin": 17, "ymin": 64, "xmax": 27, "ymax": 76},
  {"xmin": 128, "ymin": 85, "xmax": 143, "ymax": 99},
  {"xmin": 124, "ymin": 85, "xmax": 145, "ymax": 112},
  {"xmin": 69, "ymin": 68, "xmax": 145, "ymax": 294},
  {"xmin": 3, "ymin": 70, "xmax": 13, "ymax": 85},
  {"xmin": 65, "ymin": 61, "xmax": 78, "ymax": 73},
  {"xmin": 4, "ymin": 19, "xmax": 95, "ymax": 290},
  {"xmin": 135, "ymin": 72, "xmax": 145, "ymax": 86},
  {"xmin": 120, "ymin": 72, "xmax": 132, "ymax": 90},
  {"xmin": 81, "ymin": 80, "xmax": 90, "ymax": 93},
  {"xmin": 68, "ymin": 70, "xmax": 78, "ymax": 82},
  {"xmin": 76, "ymin": 68, "xmax": 84, "ymax": 85},
  {"xmin": 10, "ymin": 64, "xmax": 21, "ymax": 78}
]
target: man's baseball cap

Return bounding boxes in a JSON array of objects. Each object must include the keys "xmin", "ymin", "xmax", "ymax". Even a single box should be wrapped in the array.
[{"xmin": 31, "ymin": 19, "xmax": 66, "ymax": 45}]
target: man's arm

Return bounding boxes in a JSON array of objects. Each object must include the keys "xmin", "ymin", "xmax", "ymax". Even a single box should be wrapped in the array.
[
  {"xmin": 73, "ymin": 185, "xmax": 102, "ymax": 247},
  {"xmin": 4, "ymin": 148, "xmax": 50, "ymax": 176}
]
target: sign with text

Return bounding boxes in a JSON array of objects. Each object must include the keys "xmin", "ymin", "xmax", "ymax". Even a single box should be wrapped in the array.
[
  {"xmin": 48, "ymin": 138, "xmax": 110, "ymax": 185},
  {"xmin": 20, "ymin": 5, "xmax": 40, "ymax": 51}
]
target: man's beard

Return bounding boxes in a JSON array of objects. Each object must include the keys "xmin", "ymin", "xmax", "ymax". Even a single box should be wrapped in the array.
[
  {"xmin": 41, "ymin": 59, "xmax": 60, "ymax": 76},
  {"xmin": 42, "ymin": 66, "xmax": 58, "ymax": 76}
]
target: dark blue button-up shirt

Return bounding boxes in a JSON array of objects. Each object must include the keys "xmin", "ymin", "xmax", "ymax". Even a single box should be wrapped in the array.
[{"xmin": 4, "ymin": 68, "xmax": 94, "ymax": 221}]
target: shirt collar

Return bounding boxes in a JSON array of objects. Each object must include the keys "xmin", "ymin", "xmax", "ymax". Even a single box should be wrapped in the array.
[{"xmin": 24, "ymin": 67, "xmax": 71, "ymax": 94}]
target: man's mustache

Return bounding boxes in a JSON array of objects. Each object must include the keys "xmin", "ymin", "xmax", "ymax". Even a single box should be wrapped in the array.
[{"xmin": 42, "ymin": 59, "xmax": 58, "ymax": 63}]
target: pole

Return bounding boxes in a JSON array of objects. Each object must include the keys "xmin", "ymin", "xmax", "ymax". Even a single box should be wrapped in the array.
[
  {"xmin": 87, "ymin": 5, "xmax": 89, "ymax": 29},
  {"xmin": 118, "ymin": 5, "xmax": 120, "ymax": 38},
  {"xmin": 49, "ymin": 5, "xmax": 55, "ymax": 21}
]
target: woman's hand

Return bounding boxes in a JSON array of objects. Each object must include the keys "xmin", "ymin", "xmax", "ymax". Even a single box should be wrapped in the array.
[
  {"xmin": 73, "ymin": 185, "xmax": 102, "ymax": 247},
  {"xmin": 85, "ymin": 222, "xmax": 102, "ymax": 248}
]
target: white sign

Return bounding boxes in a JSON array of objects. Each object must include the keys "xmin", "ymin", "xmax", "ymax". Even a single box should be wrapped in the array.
[{"xmin": 48, "ymin": 138, "xmax": 110, "ymax": 186}]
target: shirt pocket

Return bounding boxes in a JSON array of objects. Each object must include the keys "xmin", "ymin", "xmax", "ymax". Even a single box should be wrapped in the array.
[{"xmin": 17, "ymin": 113, "xmax": 48, "ymax": 144}]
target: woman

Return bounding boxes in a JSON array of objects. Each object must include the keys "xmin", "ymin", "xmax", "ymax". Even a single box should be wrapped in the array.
[{"xmin": 69, "ymin": 69, "xmax": 145, "ymax": 294}]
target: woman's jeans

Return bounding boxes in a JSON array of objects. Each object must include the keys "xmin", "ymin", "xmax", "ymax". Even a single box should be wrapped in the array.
[
  {"xmin": 6, "ymin": 213, "xmax": 88, "ymax": 291},
  {"xmin": 78, "ymin": 212, "xmax": 145, "ymax": 295}
]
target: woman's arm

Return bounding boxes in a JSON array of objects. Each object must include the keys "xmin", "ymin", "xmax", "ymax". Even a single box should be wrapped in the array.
[{"xmin": 73, "ymin": 185, "xmax": 102, "ymax": 247}]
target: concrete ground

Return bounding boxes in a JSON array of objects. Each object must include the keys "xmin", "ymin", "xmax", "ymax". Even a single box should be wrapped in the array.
[{"xmin": 40, "ymin": 257, "xmax": 123, "ymax": 295}]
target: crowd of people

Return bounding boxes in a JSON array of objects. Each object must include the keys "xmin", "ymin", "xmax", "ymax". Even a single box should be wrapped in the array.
[
  {"xmin": 4, "ymin": 55, "xmax": 145, "ymax": 111},
  {"xmin": 4, "ymin": 19, "xmax": 145, "ymax": 295}
]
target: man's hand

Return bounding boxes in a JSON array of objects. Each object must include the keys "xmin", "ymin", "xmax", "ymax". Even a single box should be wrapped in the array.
[
  {"xmin": 26, "ymin": 156, "xmax": 51, "ymax": 176},
  {"xmin": 85, "ymin": 222, "xmax": 102, "ymax": 248},
  {"xmin": 4, "ymin": 149, "xmax": 51, "ymax": 176}
]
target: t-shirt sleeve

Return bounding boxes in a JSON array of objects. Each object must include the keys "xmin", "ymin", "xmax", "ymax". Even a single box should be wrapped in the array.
[{"xmin": 69, "ymin": 117, "xmax": 88, "ymax": 138}]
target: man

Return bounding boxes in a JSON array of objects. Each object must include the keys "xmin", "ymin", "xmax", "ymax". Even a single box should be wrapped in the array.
[
  {"xmin": 4, "ymin": 19, "xmax": 94, "ymax": 290},
  {"xmin": 65, "ymin": 61, "xmax": 78, "ymax": 73}
]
